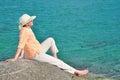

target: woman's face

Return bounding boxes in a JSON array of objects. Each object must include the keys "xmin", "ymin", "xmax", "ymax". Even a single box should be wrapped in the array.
[
  {"xmin": 28, "ymin": 21, "xmax": 33, "ymax": 27},
  {"xmin": 24, "ymin": 21, "xmax": 33, "ymax": 27}
]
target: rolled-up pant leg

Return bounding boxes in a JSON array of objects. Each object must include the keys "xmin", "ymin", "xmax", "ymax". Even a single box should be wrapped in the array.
[
  {"xmin": 41, "ymin": 37, "xmax": 59, "ymax": 55},
  {"xmin": 34, "ymin": 53, "xmax": 76, "ymax": 74}
]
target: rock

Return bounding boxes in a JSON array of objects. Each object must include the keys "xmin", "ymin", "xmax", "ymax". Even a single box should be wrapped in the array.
[
  {"xmin": 0, "ymin": 59, "xmax": 72, "ymax": 80},
  {"xmin": 0, "ymin": 59, "xmax": 115, "ymax": 80}
]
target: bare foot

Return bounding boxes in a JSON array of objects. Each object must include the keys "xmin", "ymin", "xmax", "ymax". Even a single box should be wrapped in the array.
[{"xmin": 74, "ymin": 69, "xmax": 89, "ymax": 76}]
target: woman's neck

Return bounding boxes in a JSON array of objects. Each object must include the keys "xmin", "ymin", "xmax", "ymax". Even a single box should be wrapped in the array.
[{"xmin": 25, "ymin": 26, "xmax": 31, "ymax": 29}]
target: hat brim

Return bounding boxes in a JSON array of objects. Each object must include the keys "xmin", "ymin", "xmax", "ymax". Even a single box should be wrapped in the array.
[
  {"xmin": 18, "ymin": 16, "xmax": 36, "ymax": 30},
  {"xmin": 23, "ymin": 16, "xmax": 36, "ymax": 25}
]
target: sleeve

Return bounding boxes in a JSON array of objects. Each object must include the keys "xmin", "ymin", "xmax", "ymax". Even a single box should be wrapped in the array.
[{"xmin": 18, "ymin": 29, "xmax": 29, "ymax": 49}]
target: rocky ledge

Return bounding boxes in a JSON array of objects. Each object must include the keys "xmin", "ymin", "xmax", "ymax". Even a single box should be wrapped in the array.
[{"xmin": 0, "ymin": 59, "xmax": 114, "ymax": 80}]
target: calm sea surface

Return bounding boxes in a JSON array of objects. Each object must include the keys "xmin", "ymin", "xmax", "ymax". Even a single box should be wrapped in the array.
[{"xmin": 0, "ymin": 0, "xmax": 120, "ymax": 79}]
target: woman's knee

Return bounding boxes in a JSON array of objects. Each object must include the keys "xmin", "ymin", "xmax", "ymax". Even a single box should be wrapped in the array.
[{"xmin": 47, "ymin": 37, "xmax": 55, "ymax": 42}]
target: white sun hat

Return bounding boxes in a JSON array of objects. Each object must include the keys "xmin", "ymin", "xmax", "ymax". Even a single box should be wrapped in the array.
[{"xmin": 18, "ymin": 14, "xmax": 36, "ymax": 30}]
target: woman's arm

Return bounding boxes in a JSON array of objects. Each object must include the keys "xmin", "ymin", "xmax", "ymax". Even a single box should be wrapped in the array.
[
  {"xmin": 6, "ymin": 28, "xmax": 28, "ymax": 62},
  {"xmin": 6, "ymin": 48, "xmax": 22, "ymax": 62}
]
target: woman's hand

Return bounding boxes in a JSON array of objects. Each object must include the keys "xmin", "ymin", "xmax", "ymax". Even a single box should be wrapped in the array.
[
  {"xmin": 6, "ymin": 58, "xmax": 16, "ymax": 62},
  {"xmin": 6, "ymin": 48, "xmax": 23, "ymax": 62}
]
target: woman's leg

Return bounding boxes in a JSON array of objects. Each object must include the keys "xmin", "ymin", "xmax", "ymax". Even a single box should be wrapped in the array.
[
  {"xmin": 39, "ymin": 37, "xmax": 88, "ymax": 76},
  {"xmin": 34, "ymin": 53, "xmax": 88, "ymax": 76},
  {"xmin": 41, "ymin": 37, "xmax": 59, "ymax": 58},
  {"xmin": 34, "ymin": 53, "xmax": 76, "ymax": 74}
]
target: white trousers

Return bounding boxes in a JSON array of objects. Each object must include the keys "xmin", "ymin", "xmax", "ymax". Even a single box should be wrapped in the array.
[{"xmin": 33, "ymin": 37, "xmax": 76, "ymax": 74}]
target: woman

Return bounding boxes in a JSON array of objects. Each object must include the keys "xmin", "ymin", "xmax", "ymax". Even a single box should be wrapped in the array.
[{"xmin": 6, "ymin": 14, "xmax": 89, "ymax": 76}]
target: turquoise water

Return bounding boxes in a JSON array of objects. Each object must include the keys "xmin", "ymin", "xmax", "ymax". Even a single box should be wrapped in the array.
[{"xmin": 0, "ymin": 0, "xmax": 120, "ymax": 79}]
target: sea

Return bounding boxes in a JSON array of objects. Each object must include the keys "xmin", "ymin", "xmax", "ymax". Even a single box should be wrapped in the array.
[{"xmin": 0, "ymin": 0, "xmax": 120, "ymax": 79}]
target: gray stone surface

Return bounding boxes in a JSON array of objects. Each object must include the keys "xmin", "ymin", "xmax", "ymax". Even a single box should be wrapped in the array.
[
  {"xmin": 0, "ymin": 59, "xmax": 72, "ymax": 80},
  {"xmin": 0, "ymin": 59, "xmax": 114, "ymax": 80}
]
